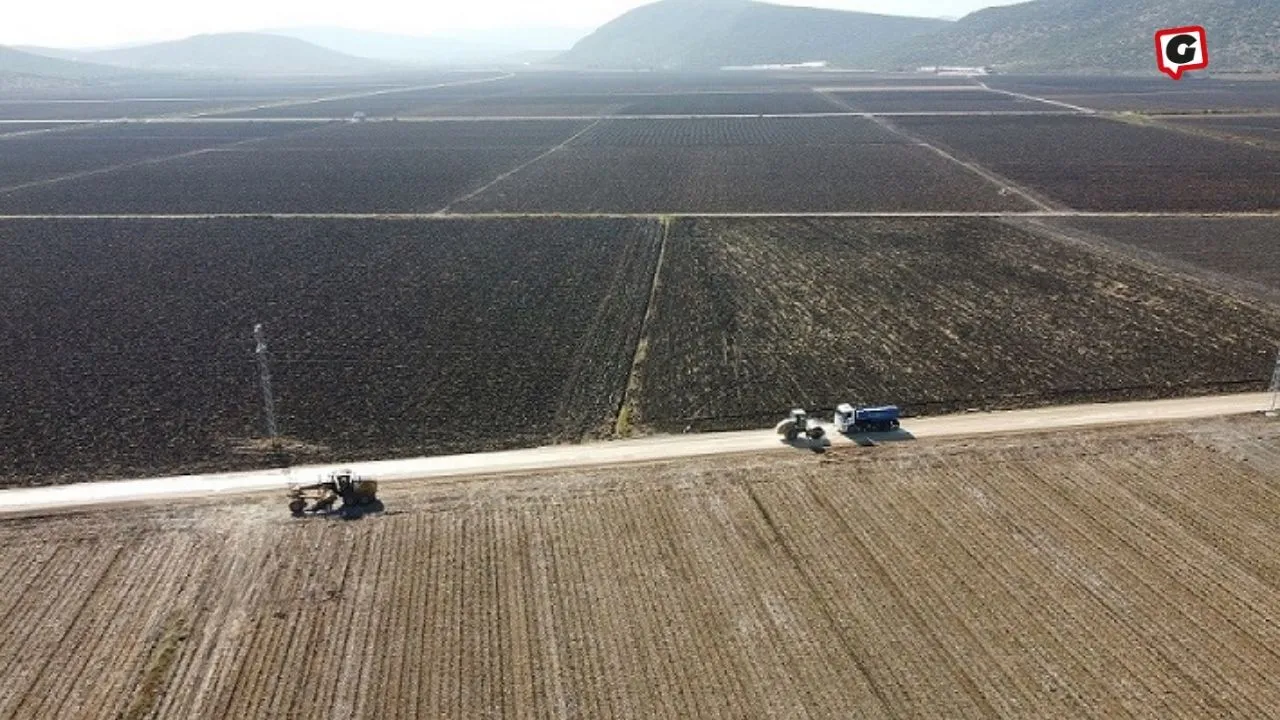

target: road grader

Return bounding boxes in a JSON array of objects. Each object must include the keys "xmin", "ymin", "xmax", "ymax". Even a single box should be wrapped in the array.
[{"xmin": 288, "ymin": 469, "xmax": 378, "ymax": 515}]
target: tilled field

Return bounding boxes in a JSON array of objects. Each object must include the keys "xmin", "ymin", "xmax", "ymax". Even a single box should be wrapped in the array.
[
  {"xmin": 211, "ymin": 73, "xmax": 513, "ymax": 119},
  {"xmin": 635, "ymin": 217, "xmax": 1280, "ymax": 431},
  {"xmin": 894, "ymin": 115, "xmax": 1280, "ymax": 211},
  {"xmin": 2, "ymin": 418, "xmax": 1279, "ymax": 718},
  {"xmin": 0, "ymin": 120, "xmax": 596, "ymax": 214},
  {"xmin": 613, "ymin": 91, "xmax": 842, "ymax": 115},
  {"xmin": 1167, "ymin": 114, "xmax": 1280, "ymax": 146},
  {"xmin": 983, "ymin": 76, "xmax": 1280, "ymax": 113},
  {"xmin": 0, "ymin": 122, "xmax": 80, "ymax": 137},
  {"xmin": 0, "ymin": 99, "xmax": 227, "ymax": 121},
  {"xmin": 1038, "ymin": 216, "xmax": 1280, "ymax": 301},
  {"xmin": 456, "ymin": 117, "xmax": 1031, "ymax": 213},
  {"xmin": 0, "ymin": 146, "xmax": 550, "ymax": 214},
  {"xmin": 0, "ymin": 121, "xmax": 325, "ymax": 190},
  {"xmin": 826, "ymin": 88, "xmax": 1062, "ymax": 113},
  {"xmin": 0, "ymin": 217, "xmax": 660, "ymax": 486}
]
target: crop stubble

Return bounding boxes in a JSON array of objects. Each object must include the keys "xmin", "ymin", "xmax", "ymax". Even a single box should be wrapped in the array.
[{"xmin": 1, "ymin": 419, "xmax": 1279, "ymax": 717}]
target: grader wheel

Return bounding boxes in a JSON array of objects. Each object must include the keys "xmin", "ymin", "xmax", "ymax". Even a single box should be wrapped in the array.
[{"xmin": 288, "ymin": 498, "xmax": 306, "ymax": 515}]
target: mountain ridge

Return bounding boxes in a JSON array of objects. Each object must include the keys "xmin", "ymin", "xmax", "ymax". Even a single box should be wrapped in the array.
[
  {"xmin": 265, "ymin": 26, "xmax": 590, "ymax": 66},
  {"xmin": 560, "ymin": 0, "xmax": 1280, "ymax": 72},
  {"xmin": 558, "ymin": 0, "xmax": 950, "ymax": 70},
  {"xmin": 893, "ymin": 0, "xmax": 1280, "ymax": 72},
  {"xmin": 16, "ymin": 33, "xmax": 389, "ymax": 76}
]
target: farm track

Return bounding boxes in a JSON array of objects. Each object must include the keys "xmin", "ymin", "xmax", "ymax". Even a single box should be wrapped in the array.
[
  {"xmin": 5, "ymin": 210, "xmax": 1280, "ymax": 220},
  {"xmin": 0, "ymin": 391, "xmax": 1269, "ymax": 517},
  {"xmin": 3, "ymin": 419, "xmax": 1280, "ymax": 717},
  {"xmin": 0, "ymin": 111, "xmax": 1092, "ymax": 123}
]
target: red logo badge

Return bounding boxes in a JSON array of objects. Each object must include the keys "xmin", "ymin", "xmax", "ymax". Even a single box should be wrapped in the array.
[{"xmin": 1155, "ymin": 26, "xmax": 1209, "ymax": 80}]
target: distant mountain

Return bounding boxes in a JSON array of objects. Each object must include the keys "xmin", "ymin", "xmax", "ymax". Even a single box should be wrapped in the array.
[
  {"xmin": 558, "ymin": 0, "xmax": 950, "ymax": 70},
  {"xmin": 12, "ymin": 45, "xmax": 88, "ymax": 63},
  {"xmin": 445, "ymin": 26, "xmax": 594, "ymax": 52},
  {"xmin": 892, "ymin": 0, "xmax": 1280, "ymax": 72},
  {"xmin": 268, "ymin": 26, "xmax": 588, "ymax": 66},
  {"xmin": 0, "ymin": 46, "xmax": 138, "ymax": 88},
  {"xmin": 0, "ymin": 46, "xmax": 134, "ymax": 78},
  {"xmin": 81, "ymin": 33, "xmax": 388, "ymax": 75}
]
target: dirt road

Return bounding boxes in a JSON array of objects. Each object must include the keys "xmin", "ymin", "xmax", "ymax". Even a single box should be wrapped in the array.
[{"xmin": 0, "ymin": 392, "xmax": 1270, "ymax": 515}]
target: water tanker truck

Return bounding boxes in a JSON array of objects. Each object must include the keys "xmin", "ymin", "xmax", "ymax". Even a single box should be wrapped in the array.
[{"xmin": 834, "ymin": 403, "xmax": 901, "ymax": 434}]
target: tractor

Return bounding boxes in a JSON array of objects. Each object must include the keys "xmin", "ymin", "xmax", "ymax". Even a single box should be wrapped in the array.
[
  {"xmin": 288, "ymin": 469, "xmax": 378, "ymax": 515},
  {"xmin": 776, "ymin": 409, "xmax": 826, "ymax": 443}
]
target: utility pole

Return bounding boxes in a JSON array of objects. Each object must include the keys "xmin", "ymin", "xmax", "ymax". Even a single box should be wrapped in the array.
[
  {"xmin": 254, "ymin": 323, "xmax": 279, "ymax": 441},
  {"xmin": 1268, "ymin": 345, "xmax": 1280, "ymax": 417}
]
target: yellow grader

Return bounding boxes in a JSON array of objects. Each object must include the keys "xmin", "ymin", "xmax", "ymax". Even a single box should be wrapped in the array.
[{"xmin": 288, "ymin": 469, "xmax": 378, "ymax": 515}]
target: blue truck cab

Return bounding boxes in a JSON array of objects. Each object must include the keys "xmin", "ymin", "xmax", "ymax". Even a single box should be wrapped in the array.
[{"xmin": 834, "ymin": 403, "xmax": 901, "ymax": 434}]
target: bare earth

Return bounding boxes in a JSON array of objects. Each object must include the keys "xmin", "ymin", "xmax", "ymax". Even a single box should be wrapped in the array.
[{"xmin": 2, "ymin": 415, "xmax": 1279, "ymax": 718}]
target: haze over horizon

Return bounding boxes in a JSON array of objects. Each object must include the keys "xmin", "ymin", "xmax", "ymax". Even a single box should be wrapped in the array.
[{"xmin": 6, "ymin": 0, "xmax": 1025, "ymax": 48}]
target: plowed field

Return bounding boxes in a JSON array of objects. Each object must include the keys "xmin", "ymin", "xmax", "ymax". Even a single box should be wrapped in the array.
[
  {"xmin": 0, "ymin": 217, "xmax": 660, "ymax": 486},
  {"xmin": 893, "ymin": 115, "xmax": 1280, "ymax": 211},
  {"xmin": 635, "ymin": 217, "xmax": 1280, "ymax": 431},
  {"xmin": 3, "ymin": 417, "xmax": 1279, "ymax": 718}
]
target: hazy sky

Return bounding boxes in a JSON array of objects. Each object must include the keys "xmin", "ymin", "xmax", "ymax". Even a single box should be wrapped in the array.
[{"xmin": 5, "ymin": 0, "xmax": 1026, "ymax": 48}]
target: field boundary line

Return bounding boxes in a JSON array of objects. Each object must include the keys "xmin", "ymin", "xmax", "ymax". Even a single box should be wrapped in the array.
[
  {"xmin": 873, "ymin": 114, "xmax": 1065, "ymax": 212},
  {"xmin": 974, "ymin": 83, "xmax": 1100, "ymax": 114},
  {"xmin": 0, "ymin": 123, "xmax": 335, "ymax": 196},
  {"xmin": 188, "ymin": 72, "xmax": 515, "ymax": 118},
  {"xmin": 0, "ymin": 111, "xmax": 1091, "ymax": 123},
  {"xmin": 878, "ymin": 116, "xmax": 1065, "ymax": 212},
  {"xmin": 614, "ymin": 216, "xmax": 671, "ymax": 437},
  {"xmin": 4, "ymin": 211, "xmax": 1280, "ymax": 221},
  {"xmin": 436, "ymin": 118, "xmax": 603, "ymax": 213},
  {"xmin": 1111, "ymin": 113, "xmax": 1280, "ymax": 154},
  {"xmin": 816, "ymin": 89, "xmax": 1065, "ymax": 211}
]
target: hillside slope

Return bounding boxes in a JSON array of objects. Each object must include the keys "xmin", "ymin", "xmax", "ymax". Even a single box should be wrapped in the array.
[
  {"xmin": 0, "ymin": 46, "xmax": 139, "ymax": 89},
  {"xmin": 894, "ymin": 0, "xmax": 1280, "ymax": 72},
  {"xmin": 558, "ymin": 0, "xmax": 949, "ymax": 69},
  {"xmin": 0, "ymin": 46, "xmax": 133, "ymax": 79},
  {"xmin": 269, "ymin": 26, "xmax": 589, "ymax": 65},
  {"xmin": 85, "ymin": 33, "xmax": 387, "ymax": 75}
]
